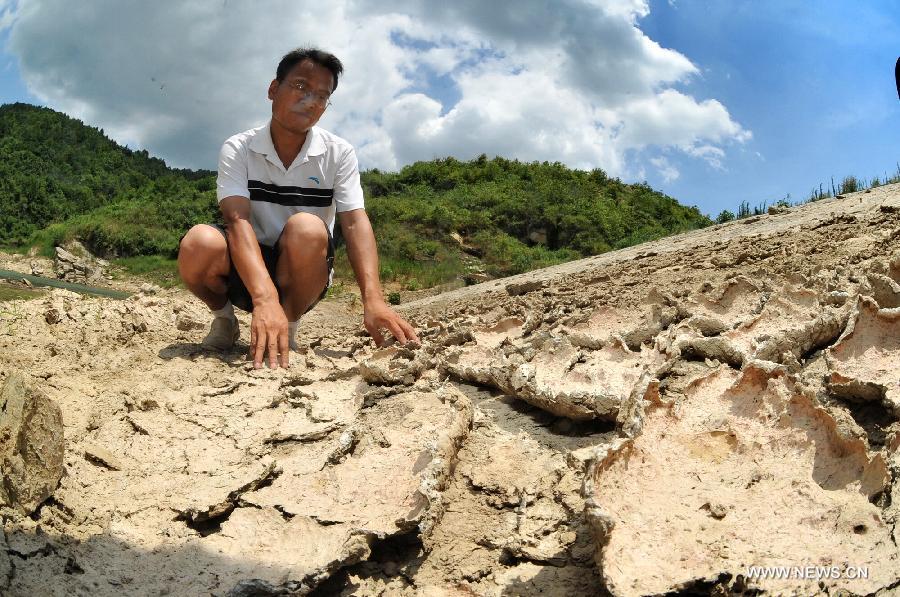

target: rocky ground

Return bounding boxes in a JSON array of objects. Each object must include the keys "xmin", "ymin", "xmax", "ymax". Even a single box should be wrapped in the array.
[{"xmin": 1, "ymin": 184, "xmax": 900, "ymax": 596}]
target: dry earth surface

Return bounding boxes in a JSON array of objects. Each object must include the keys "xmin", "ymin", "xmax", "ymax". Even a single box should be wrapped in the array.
[{"xmin": 2, "ymin": 184, "xmax": 900, "ymax": 596}]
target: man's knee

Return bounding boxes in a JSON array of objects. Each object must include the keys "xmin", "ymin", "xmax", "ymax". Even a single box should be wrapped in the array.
[
  {"xmin": 180, "ymin": 225, "xmax": 226, "ymax": 257},
  {"xmin": 280, "ymin": 213, "xmax": 328, "ymax": 253},
  {"xmin": 178, "ymin": 225, "xmax": 228, "ymax": 282}
]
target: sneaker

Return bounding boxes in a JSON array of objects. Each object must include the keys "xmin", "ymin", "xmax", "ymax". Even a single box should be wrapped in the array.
[{"xmin": 201, "ymin": 316, "xmax": 240, "ymax": 351}]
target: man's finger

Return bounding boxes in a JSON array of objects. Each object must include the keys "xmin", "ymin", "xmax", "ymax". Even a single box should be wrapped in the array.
[
  {"xmin": 387, "ymin": 319, "xmax": 408, "ymax": 345},
  {"xmin": 268, "ymin": 337, "xmax": 279, "ymax": 369},
  {"xmin": 278, "ymin": 330, "xmax": 289, "ymax": 368},
  {"xmin": 401, "ymin": 319, "xmax": 419, "ymax": 344},
  {"xmin": 254, "ymin": 329, "xmax": 267, "ymax": 369},
  {"xmin": 368, "ymin": 323, "xmax": 385, "ymax": 347},
  {"xmin": 249, "ymin": 324, "xmax": 257, "ymax": 359}
]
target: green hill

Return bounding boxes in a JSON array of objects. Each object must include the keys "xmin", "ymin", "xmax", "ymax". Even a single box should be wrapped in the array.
[
  {"xmin": 360, "ymin": 157, "xmax": 711, "ymax": 287},
  {"xmin": 0, "ymin": 103, "xmax": 217, "ymax": 257},
  {"xmin": 0, "ymin": 102, "xmax": 712, "ymax": 289}
]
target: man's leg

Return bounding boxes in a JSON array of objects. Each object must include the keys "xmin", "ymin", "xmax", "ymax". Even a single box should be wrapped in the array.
[
  {"xmin": 178, "ymin": 224, "xmax": 231, "ymax": 309},
  {"xmin": 178, "ymin": 224, "xmax": 239, "ymax": 349},
  {"xmin": 276, "ymin": 213, "xmax": 330, "ymax": 324}
]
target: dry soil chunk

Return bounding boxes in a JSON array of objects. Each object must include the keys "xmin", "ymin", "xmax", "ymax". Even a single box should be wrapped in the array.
[
  {"xmin": 0, "ymin": 374, "xmax": 65, "ymax": 514},
  {"xmin": 566, "ymin": 290, "xmax": 676, "ymax": 350},
  {"xmin": 509, "ymin": 337, "xmax": 668, "ymax": 420},
  {"xmin": 0, "ymin": 527, "xmax": 11, "ymax": 590},
  {"xmin": 83, "ymin": 442, "xmax": 123, "ymax": 471},
  {"xmin": 826, "ymin": 296, "xmax": 900, "ymax": 415},
  {"xmin": 585, "ymin": 363, "xmax": 897, "ymax": 596},
  {"xmin": 470, "ymin": 317, "xmax": 524, "ymax": 348},
  {"xmin": 359, "ymin": 346, "xmax": 427, "ymax": 385},
  {"xmin": 445, "ymin": 333, "xmax": 669, "ymax": 421},
  {"xmin": 244, "ymin": 387, "xmax": 473, "ymax": 538},
  {"xmin": 864, "ymin": 272, "xmax": 900, "ymax": 309},
  {"xmin": 203, "ymin": 508, "xmax": 372, "ymax": 595},
  {"xmin": 61, "ymin": 408, "xmax": 281, "ymax": 533},
  {"xmin": 506, "ymin": 280, "xmax": 544, "ymax": 296},
  {"xmin": 679, "ymin": 285, "xmax": 845, "ymax": 366},
  {"xmin": 678, "ymin": 276, "xmax": 765, "ymax": 333},
  {"xmin": 443, "ymin": 344, "xmax": 510, "ymax": 388}
]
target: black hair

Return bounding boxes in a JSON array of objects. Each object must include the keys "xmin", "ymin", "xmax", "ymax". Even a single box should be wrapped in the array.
[{"xmin": 276, "ymin": 48, "xmax": 344, "ymax": 92}]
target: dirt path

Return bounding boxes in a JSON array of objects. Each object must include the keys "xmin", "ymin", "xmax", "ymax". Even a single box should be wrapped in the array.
[{"xmin": 2, "ymin": 184, "xmax": 899, "ymax": 596}]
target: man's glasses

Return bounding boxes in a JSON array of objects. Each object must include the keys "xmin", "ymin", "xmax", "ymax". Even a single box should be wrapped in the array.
[{"xmin": 284, "ymin": 79, "xmax": 333, "ymax": 109}]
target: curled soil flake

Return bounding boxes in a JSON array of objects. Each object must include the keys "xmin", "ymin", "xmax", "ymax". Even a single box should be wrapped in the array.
[
  {"xmin": 826, "ymin": 296, "xmax": 900, "ymax": 416},
  {"xmin": 585, "ymin": 363, "xmax": 897, "ymax": 596}
]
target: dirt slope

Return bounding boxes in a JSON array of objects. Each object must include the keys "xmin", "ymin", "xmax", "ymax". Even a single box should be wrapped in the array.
[{"xmin": 2, "ymin": 184, "xmax": 900, "ymax": 596}]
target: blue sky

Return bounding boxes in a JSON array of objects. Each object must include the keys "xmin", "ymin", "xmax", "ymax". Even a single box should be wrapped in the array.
[
  {"xmin": 0, "ymin": 0, "xmax": 897, "ymax": 218},
  {"xmin": 638, "ymin": 0, "xmax": 900, "ymax": 213},
  {"xmin": 0, "ymin": 29, "xmax": 33, "ymax": 104}
]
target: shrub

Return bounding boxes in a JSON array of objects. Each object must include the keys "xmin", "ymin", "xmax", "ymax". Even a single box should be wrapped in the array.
[
  {"xmin": 715, "ymin": 210, "xmax": 735, "ymax": 224},
  {"xmin": 840, "ymin": 176, "xmax": 859, "ymax": 194}
]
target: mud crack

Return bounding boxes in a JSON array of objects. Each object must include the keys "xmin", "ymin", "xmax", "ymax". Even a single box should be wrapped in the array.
[{"xmin": 174, "ymin": 461, "xmax": 282, "ymax": 536}]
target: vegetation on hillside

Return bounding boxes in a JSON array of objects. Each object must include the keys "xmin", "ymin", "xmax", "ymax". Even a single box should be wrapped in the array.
[
  {"xmin": 352, "ymin": 156, "xmax": 711, "ymax": 287},
  {"xmin": 0, "ymin": 103, "xmax": 218, "ymax": 259},
  {"xmin": 1, "ymin": 102, "xmax": 714, "ymax": 290},
  {"xmin": 713, "ymin": 168, "xmax": 900, "ymax": 224}
]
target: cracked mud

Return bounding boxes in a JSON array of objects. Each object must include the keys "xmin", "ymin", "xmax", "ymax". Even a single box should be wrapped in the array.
[{"xmin": 2, "ymin": 184, "xmax": 900, "ymax": 595}]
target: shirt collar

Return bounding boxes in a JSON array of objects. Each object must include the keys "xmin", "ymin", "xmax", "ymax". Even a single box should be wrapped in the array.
[
  {"xmin": 250, "ymin": 122, "xmax": 326, "ymax": 171},
  {"xmin": 306, "ymin": 126, "xmax": 326, "ymax": 157}
]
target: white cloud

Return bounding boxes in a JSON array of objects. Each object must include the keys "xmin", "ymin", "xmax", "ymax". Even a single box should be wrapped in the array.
[
  {"xmin": 5, "ymin": 0, "xmax": 750, "ymax": 178},
  {"xmin": 650, "ymin": 156, "xmax": 680, "ymax": 182},
  {"xmin": 0, "ymin": 10, "xmax": 13, "ymax": 31},
  {"xmin": 684, "ymin": 144, "xmax": 726, "ymax": 170},
  {"xmin": 0, "ymin": 0, "xmax": 18, "ymax": 31},
  {"xmin": 382, "ymin": 65, "xmax": 624, "ymax": 172}
]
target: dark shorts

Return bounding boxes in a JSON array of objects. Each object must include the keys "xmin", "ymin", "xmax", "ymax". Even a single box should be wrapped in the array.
[{"xmin": 184, "ymin": 223, "xmax": 335, "ymax": 314}]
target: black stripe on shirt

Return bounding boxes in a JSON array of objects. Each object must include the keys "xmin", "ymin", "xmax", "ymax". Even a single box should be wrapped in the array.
[{"xmin": 247, "ymin": 180, "xmax": 333, "ymax": 207}]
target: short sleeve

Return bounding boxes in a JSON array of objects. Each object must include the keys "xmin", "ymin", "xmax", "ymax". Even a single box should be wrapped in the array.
[
  {"xmin": 333, "ymin": 146, "xmax": 365, "ymax": 212},
  {"xmin": 216, "ymin": 137, "xmax": 250, "ymax": 202}
]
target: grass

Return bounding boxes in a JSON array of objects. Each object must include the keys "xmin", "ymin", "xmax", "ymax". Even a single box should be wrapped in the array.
[
  {"xmin": 0, "ymin": 282, "xmax": 45, "ymax": 303},
  {"xmin": 331, "ymin": 243, "xmax": 469, "ymax": 291},
  {"xmin": 805, "ymin": 165, "xmax": 900, "ymax": 204},
  {"xmin": 112, "ymin": 255, "xmax": 182, "ymax": 288},
  {"xmin": 714, "ymin": 165, "xmax": 900, "ymax": 224},
  {"xmin": 0, "ymin": 283, "xmax": 43, "ymax": 336}
]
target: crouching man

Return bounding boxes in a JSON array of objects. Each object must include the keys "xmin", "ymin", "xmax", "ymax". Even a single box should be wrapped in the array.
[{"xmin": 178, "ymin": 47, "xmax": 418, "ymax": 368}]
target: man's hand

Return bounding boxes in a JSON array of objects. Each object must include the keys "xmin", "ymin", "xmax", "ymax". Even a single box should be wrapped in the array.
[
  {"xmin": 364, "ymin": 299, "xmax": 419, "ymax": 347},
  {"xmin": 249, "ymin": 299, "xmax": 290, "ymax": 368},
  {"xmin": 338, "ymin": 208, "xmax": 419, "ymax": 347},
  {"xmin": 220, "ymin": 196, "xmax": 290, "ymax": 369}
]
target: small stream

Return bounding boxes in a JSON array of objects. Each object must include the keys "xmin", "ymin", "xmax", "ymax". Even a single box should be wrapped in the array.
[{"xmin": 0, "ymin": 269, "xmax": 130, "ymax": 299}]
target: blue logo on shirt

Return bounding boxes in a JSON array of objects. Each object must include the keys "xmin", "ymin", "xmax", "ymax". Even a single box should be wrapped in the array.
[{"xmin": 308, "ymin": 176, "xmax": 320, "ymax": 185}]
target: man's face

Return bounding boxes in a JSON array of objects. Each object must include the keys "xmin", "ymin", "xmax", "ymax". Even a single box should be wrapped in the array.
[{"xmin": 268, "ymin": 59, "xmax": 334, "ymax": 136}]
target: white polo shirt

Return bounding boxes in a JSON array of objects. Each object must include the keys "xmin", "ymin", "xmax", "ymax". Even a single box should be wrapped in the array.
[{"xmin": 216, "ymin": 122, "xmax": 365, "ymax": 246}]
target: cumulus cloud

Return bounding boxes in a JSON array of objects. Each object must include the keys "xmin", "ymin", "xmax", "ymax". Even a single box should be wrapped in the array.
[
  {"xmin": 0, "ymin": 5, "xmax": 15, "ymax": 31},
  {"xmin": 382, "ymin": 65, "xmax": 623, "ymax": 173},
  {"xmin": 650, "ymin": 156, "xmax": 679, "ymax": 182},
  {"xmin": 4, "ymin": 0, "xmax": 749, "ymax": 177}
]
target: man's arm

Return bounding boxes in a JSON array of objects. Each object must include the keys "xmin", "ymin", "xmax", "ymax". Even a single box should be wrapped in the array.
[
  {"xmin": 338, "ymin": 208, "xmax": 418, "ymax": 346},
  {"xmin": 220, "ymin": 196, "xmax": 289, "ymax": 368}
]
